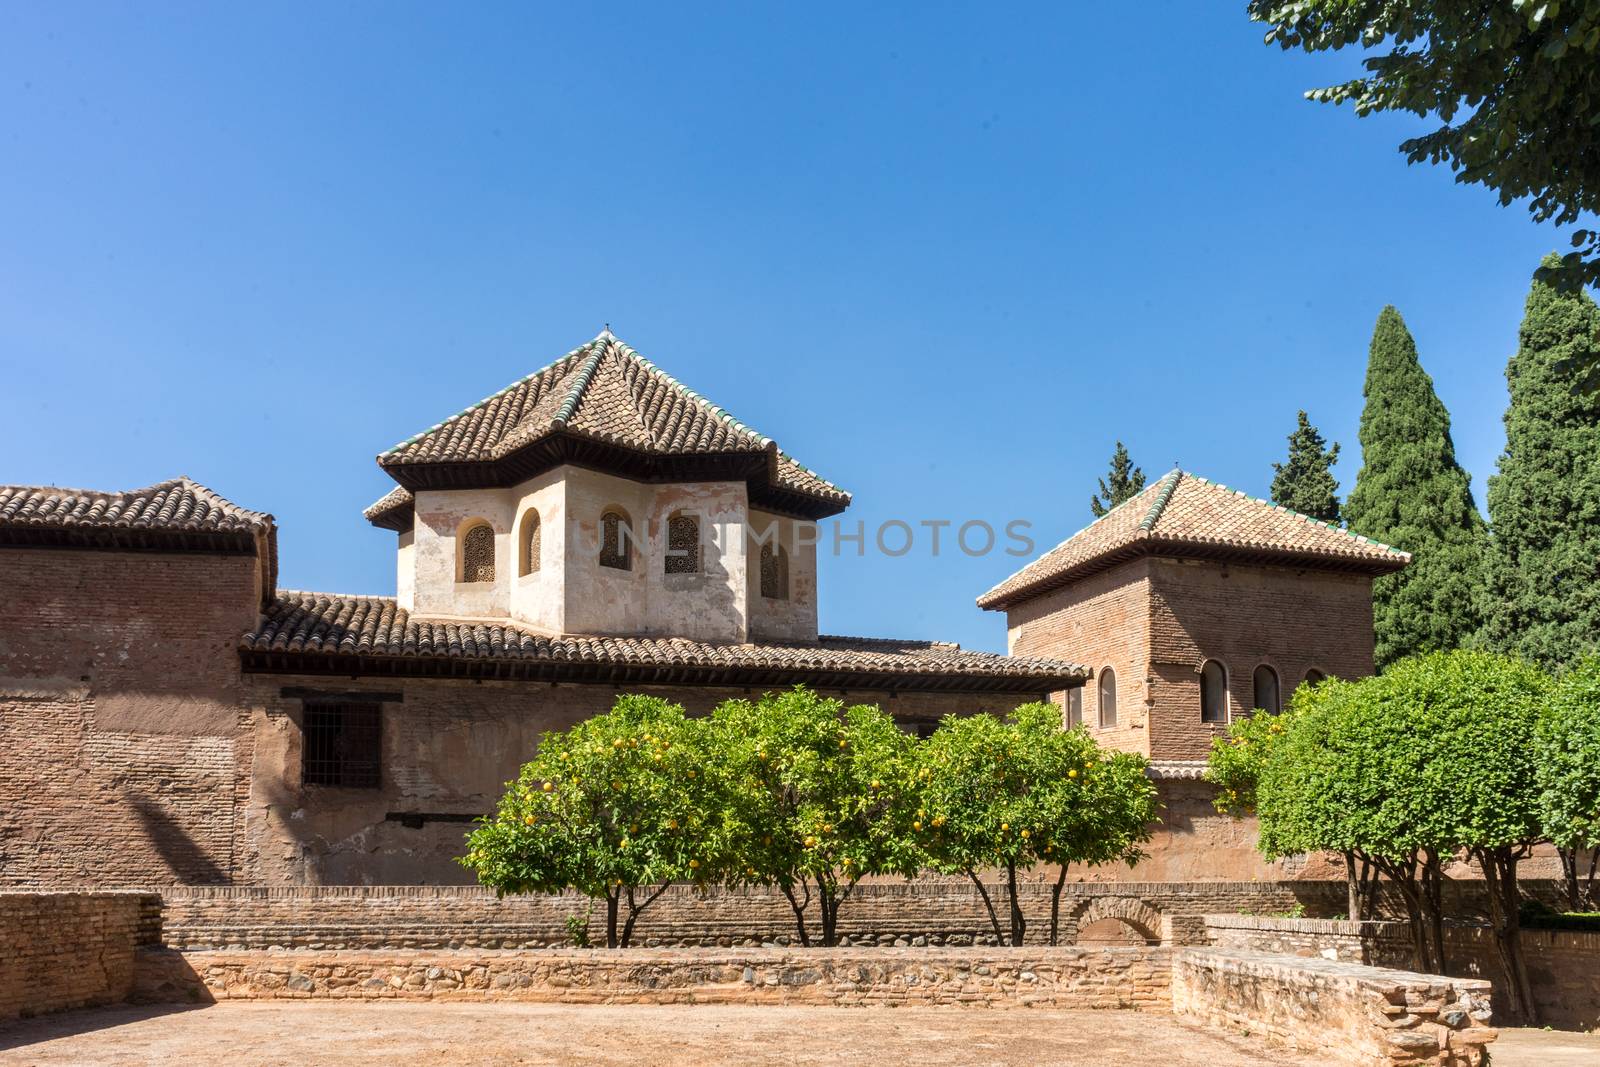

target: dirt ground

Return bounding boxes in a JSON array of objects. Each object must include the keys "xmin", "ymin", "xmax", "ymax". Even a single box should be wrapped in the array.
[{"xmin": 0, "ymin": 1002, "xmax": 1324, "ymax": 1067}]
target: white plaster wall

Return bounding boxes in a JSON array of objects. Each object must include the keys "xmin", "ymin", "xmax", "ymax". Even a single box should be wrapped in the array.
[
  {"xmin": 409, "ymin": 487, "xmax": 515, "ymax": 619},
  {"xmin": 508, "ymin": 469, "xmax": 566, "ymax": 634},
  {"xmin": 396, "ymin": 529, "xmax": 416, "ymax": 612},
  {"xmin": 745, "ymin": 509, "xmax": 819, "ymax": 643},
  {"xmin": 561, "ymin": 468, "xmax": 750, "ymax": 643}
]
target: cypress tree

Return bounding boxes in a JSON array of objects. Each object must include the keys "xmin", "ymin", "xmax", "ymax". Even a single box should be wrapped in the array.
[
  {"xmin": 1343, "ymin": 306, "xmax": 1488, "ymax": 670},
  {"xmin": 1090, "ymin": 442, "xmax": 1147, "ymax": 517},
  {"xmin": 1479, "ymin": 257, "xmax": 1600, "ymax": 668},
  {"xmin": 1270, "ymin": 410, "xmax": 1342, "ymax": 523}
]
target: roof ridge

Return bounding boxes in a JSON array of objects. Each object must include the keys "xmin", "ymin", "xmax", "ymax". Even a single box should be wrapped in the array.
[
  {"xmin": 1138, "ymin": 469, "xmax": 1183, "ymax": 532},
  {"xmin": 1186, "ymin": 475, "xmax": 1409, "ymax": 558},
  {"xmin": 378, "ymin": 339, "xmax": 598, "ymax": 458},
  {"xmin": 549, "ymin": 339, "xmax": 609, "ymax": 429},
  {"xmin": 608, "ymin": 335, "xmax": 775, "ymax": 449}
]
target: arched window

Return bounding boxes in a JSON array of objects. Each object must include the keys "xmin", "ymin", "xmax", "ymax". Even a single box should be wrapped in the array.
[
  {"xmin": 460, "ymin": 523, "xmax": 495, "ymax": 583},
  {"xmin": 760, "ymin": 542, "xmax": 789, "ymax": 600},
  {"xmin": 1254, "ymin": 665, "xmax": 1281, "ymax": 715},
  {"xmin": 518, "ymin": 509, "xmax": 541, "ymax": 576},
  {"xmin": 665, "ymin": 512, "xmax": 700, "ymax": 574},
  {"xmin": 1065, "ymin": 686, "xmax": 1083, "ymax": 728},
  {"xmin": 1200, "ymin": 660, "xmax": 1228, "ymax": 723},
  {"xmin": 599, "ymin": 510, "xmax": 632, "ymax": 571},
  {"xmin": 1304, "ymin": 668, "xmax": 1326, "ymax": 686},
  {"xmin": 1098, "ymin": 668, "xmax": 1118, "ymax": 728}
]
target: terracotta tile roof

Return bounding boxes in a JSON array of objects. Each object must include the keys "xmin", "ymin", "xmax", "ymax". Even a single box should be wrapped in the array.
[
  {"xmin": 0, "ymin": 476, "xmax": 278, "ymax": 602},
  {"xmin": 0, "ymin": 477, "xmax": 272, "ymax": 536},
  {"xmin": 244, "ymin": 591, "xmax": 1087, "ymax": 692},
  {"xmin": 371, "ymin": 330, "xmax": 850, "ymax": 522},
  {"xmin": 363, "ymin": 485, "xmax": 413, "ymax": 531},
  {"xmin": 977, "ymin": 470, "xmax": 1410, "ymax": 610}
]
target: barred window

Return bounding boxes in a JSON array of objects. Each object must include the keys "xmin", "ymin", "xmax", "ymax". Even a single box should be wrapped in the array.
[
  {"xmin": 461, "ymin": 523, "xmax": 495, "ymax": 583},
  {"xmin": 519, "ymin": 510, "xmax": 541, "ymax": 576},
  {"xmin": 759, "ymin": 542, "xmax": 788, "ymax": 599},
  {"xmin": 665, "ymin": 513, "xmax": 700, "ymax": 574},
  {"xmin": 302, "ymin": 702, "xmax": 381, "ymax": 788},
  {"xmin": 600, "ymin": 510, "xmax": 632, "ymax": 571},
  {"xmin": 1201, "ymin": 660, "xmax": 1228, "ymax": 723},
  {"xmin": 1254, "ymin": 664, "xmax": 1281, "ymax": 715}
]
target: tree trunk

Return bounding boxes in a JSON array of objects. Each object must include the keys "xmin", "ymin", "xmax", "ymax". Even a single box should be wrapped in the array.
[
  {"xmin": 778, "ymin": 881, "xmax": 812, "ymax": 947},
  {"xmin": 1478, "ymin": 845, "xmax": 1539, "ymax": 1026},
  {"xmin": 1005, "ymin": 861, "xmax": 1025, "ymax": 946},
  {"xmin": 1049, "ymin": 863, "xmax": 1070, "ymax": 945},
  {"xmin": 1343, "ymin": 850, "xmax": 1376, "ymax": 923},
  {"xmin": 604, "ymin": 890, "xmax": 620, "ymax": 949},
  {"xmin": 966, "ymin": 869, "xmax": 1006, "ymax": 945},
  {"xmin": 1559, "ymin": 846, "xmax": 1582, "ymax": 912},
  {"xmin": 816, "ymin": 881, "xmax": 839, "ymax": 947},
  {"xmin": 1374, "ymin": 852, "xmax": 1432, "ymax": 973},
  {"xmin": 618, "ymin": 881, "xmax": 673, "ymax": 949},
  {"xmin": 1421, "ymin": 850, "xmax": 1447, "ymax": 975}
]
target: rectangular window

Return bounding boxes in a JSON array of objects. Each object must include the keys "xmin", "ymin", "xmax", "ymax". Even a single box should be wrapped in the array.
[
  {"xmin": 1065, "ymin": 687, "xmax": 1083, "ymax": 727},
  {"xmin": 303, "ymin": 701, "xmax": 381, "ymax": 788}
]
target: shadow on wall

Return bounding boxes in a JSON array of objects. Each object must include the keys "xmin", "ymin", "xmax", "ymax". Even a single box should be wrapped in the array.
[{"xmin": 129, "ymin": 795, "xmax": 227, "ymax": 885}]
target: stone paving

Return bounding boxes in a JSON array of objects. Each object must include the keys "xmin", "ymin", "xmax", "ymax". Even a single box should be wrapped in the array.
[{"xmin": 0, "ymin": 1002, "xmax": 1322, "ymax": 1066}]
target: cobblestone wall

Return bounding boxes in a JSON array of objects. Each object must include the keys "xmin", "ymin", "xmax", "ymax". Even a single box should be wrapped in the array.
[
  {"xmin": 0, "ymin": 892, "xmax": 163, "ymax": 1022},
  {"xmin": 133, "ymin": 945, "xmax": 1175, "ymax": 1009},
  {"xmin": 1172, "ymin": 949, "xmax": 1495, "ymax": 1067}
]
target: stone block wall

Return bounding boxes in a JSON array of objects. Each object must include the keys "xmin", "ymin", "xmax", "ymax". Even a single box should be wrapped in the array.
[
  {"xmin": 133, "ymin": 945, "xmax": 1174, "ymax": 1008},
  {"xmin": 0, "ymin": 892, "xmax": 162, "ymax": 1022},
  {"xmin": 1172, "ymin": 948, "xmax": 1495, "ymax": 1067}
]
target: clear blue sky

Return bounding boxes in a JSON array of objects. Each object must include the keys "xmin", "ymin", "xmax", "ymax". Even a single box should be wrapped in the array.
[{"xmin": 0, "ymin": 4, "xmax": 1567, "ymax": 653}]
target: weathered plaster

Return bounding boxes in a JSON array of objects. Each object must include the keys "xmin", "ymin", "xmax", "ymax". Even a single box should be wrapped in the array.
[{"xmin": 745, "ymin": 509, "xmax": 818, "ymax": 643}]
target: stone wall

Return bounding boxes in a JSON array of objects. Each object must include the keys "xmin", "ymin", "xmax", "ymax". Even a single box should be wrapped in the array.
[
  {"xmin": 1202, "ymin": 913, "xmax": 1600, "ymax": 1030},
  {"xmin": 1172, "ymin": 948, "xmax": 1495, "ymax": 1067},
  {"xmin": 0, "ymin": 892, "xmax": 162, "ymax": 1022},
  {"xmin": 155, "ymin": 881, "xmax": 1349, "ymax": 950},
  {"xmin": 133, "ymin": 945, "xmax": 1174, "ymax": 1008}
]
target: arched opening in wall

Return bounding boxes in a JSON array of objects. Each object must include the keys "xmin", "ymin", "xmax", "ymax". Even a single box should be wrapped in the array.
[
  {"xmin": 1200, "ymin": 660, "xmax": 1228, "ymax": 723},
  {"xmin": 1253, "ymin": 664, "xmax": 1281, "ymax": 714},
  {"xmin": 1065, "ymin": 686, "xmax": 1083, "ymax": 728},
  {"xmin": 760, "ymin": 542, "xmax": 789, "ymax": 599},
  {"xmin": 1098, "ymin": 668, "xmax": 1117, "ymax": 728},
  {"xmin": 599, "ymin": 509, "xmax": 632, "ymax": 571},
  {"xmin": 518, "ymin": 509, "xmax": 541, "ymax": 576},
  {"xmin": 459, "ymin": 522, "xmax": 496, "ymax": 583},
  {"xmin": 665, "ymin": 512, "xmax": 700, "ymax": 574},
  {"xmin": 1075, "ymin": 917, "xmax": 1159, "ymax": 945},
  {"xmin": 1304, "ymin": 668, "xmax": 1326, "ymax": 686}
]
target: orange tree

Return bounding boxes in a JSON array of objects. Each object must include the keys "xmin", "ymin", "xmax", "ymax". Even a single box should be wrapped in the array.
[
  {"xmin": 459, "ymin": 695, "xmax": 727, "ymax": 948},
  {"xmin": 704, "ymin": 687, "xmax": 921, "ymax": 947},
  {"xmin": 917, "ymin": 703, "xmax": 1153, "ymax": 946}
]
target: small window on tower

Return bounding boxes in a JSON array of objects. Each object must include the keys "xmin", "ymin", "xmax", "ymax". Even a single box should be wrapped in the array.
[
  {"xmin": 519, "ymin": 510, "xmax": 541, "ymax": 576},
  {"xmin": 599, "ymin": 510, "xmax": 632, "ymax": 571},
  {"xmin": 1065, "ymin": 686, "xmax": 1084, "ymax": 728},
  {"xmin": 1201, "ymin": 660, "xmax": 1228, "ymax": 723},
  {"xmin": 302, "ymin": 702, "xmax": 381, "ymax": 789},
  {"xmin": 665, "ymin": 513, "xmax": 700, "ymax": 574},
  {"xmin": 760, "ymin": 542, "xmax": 789, "ymax": 600},
  {"xmin": 1098, "ymin": 668, "xmax": 1118, "ymax": 728},
  {"xmin": 1254, "ymin": 665, "xmax": 1281, "ymax": 715},
  {"xmin": 461, "ymin": 523, "xmax": 495, "ymax": 583}
]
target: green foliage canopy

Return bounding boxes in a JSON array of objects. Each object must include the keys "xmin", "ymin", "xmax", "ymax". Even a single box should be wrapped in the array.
[
  {"xmin": 1249, "ymin": 1, "xmax": 1600, "ymax": 312},
  {"xmin": 1480, "ymin": 259, "xmax": 1600, "ymax": 667},
  {"xmin": 1270, "ymin": 410, "xmax": 1341, "ymax": 523},
  {"xmin": 461, "ymin": 695, "xmax": 723, "ymax": 947},
  {"xmin": 1537, "ymin": 658, "xmax": 1600, "ymax": 856},
  {"xmin": 1343, "ymin": 307, "xmax": 1487, "ymax": 668},
  {"xmin": 1090, "ymin": 441, "xmax": 1147, "ymax": 518}
]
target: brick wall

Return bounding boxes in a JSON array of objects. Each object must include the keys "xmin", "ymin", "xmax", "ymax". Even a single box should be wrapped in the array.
[
  {"xmin": 1173, "ymin": 949, "xmax": 1494, "ymax": 1066},
  {"xmin": 154, "ymin": 881, "xmax": 1351, "ymax": 950},
  {"xmin": 0, "ymin": 548, "xmax": 260, "ymax": 886},
  {"xmin": 1002, "ymin": 555, "xmax": 1377, "ymax": 763},
  {"xmin": 0, "ymin": 892, "xmax": 162, "ymax": 1021},
  {"xmin": 1203, "ymin": 914, "xmax": 1409, "ymax": 963}
]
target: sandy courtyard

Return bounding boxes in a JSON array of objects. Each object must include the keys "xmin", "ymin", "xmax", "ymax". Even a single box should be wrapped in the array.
[{"xmin": 0, "ymin": 1002, "xmax": 1325, "ymax": 1067}]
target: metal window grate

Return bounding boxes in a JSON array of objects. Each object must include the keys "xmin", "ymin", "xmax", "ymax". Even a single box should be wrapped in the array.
[
  {"xmin": 760, "ymin": 542, "xmax": 788, "ymax": 599},
  {"xmin": 665, "ymin": 514, "xmax": 700, "ymax": 574},
  {"xmin": 303, "ymin": 702, "xmax": 381, "ymax": 788}
]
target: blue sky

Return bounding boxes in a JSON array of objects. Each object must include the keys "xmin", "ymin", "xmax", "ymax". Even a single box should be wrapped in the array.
[{"xmin": 0, "ymin": 4, "xmax": 1569, "ymax": 653}]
